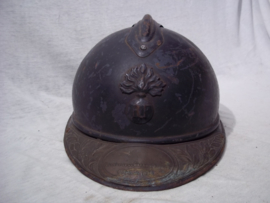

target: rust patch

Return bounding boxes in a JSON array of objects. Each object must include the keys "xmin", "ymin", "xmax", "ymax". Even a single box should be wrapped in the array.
[
  {"xmin": 95, "ymin": 62, "xmax": 99, "ymax": 69},
  {"xmin": 99, "ymin": 146, "xmax": 175, "ymax": 187}
]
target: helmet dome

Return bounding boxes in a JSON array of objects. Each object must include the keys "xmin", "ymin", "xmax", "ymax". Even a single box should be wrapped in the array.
[{"xmin": 72, "ymin": 14, "xmax": 219, "ymax": 144}]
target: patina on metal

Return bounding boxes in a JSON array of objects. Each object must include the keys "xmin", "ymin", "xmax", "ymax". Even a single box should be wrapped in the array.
[{"xmin": 64, "ymin": 14, "xmax": 226, "ymax": 191}]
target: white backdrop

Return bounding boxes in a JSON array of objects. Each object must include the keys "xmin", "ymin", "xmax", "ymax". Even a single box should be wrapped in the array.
[{"xmin": 1, "ymin": 0, "xmax": 270, "ymax": 202}]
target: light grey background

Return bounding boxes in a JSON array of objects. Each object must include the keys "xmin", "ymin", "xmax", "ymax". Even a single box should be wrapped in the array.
[{"xmin": 1, "ymin": 0, "xmax": 270, "ymax": 202}]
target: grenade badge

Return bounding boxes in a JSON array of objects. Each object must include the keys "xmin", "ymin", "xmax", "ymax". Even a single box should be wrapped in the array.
[{"xmin": 120, "ymin": 63, "xmax": 166, "ymax": 124}]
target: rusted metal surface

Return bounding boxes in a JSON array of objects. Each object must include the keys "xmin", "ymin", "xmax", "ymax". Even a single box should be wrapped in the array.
[
  {"xmin": 64, "ymin": 14, "xmax": 226, "ymax": 191},
  {"xmin": 64, "ymin": 117, "xmax": 225, "ymax": 191}
]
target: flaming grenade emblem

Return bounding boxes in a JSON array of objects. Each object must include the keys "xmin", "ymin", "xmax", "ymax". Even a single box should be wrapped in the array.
[{"xmin": 120, "ymin": 64, "xmax": 166, "ymax": 124}]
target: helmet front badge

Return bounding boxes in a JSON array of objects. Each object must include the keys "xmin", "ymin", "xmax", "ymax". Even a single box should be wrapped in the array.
[{"xmin": 120, "ymin": 63, "xmax": 166, "ymax": 124}]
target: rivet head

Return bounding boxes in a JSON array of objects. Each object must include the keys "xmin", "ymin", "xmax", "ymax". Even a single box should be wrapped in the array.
[{"xmin": 140, "ymin": 45, "xmax": 147, "ymax": 50}]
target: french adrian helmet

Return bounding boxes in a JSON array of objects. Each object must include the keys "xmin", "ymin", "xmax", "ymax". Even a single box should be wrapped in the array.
[{"xmin": 64, "ymin": 14, "xmax": 225, "ymax": 191}]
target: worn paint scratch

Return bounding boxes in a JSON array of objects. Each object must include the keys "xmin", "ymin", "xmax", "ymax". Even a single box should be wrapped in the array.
[{"xmin": 154, "ymin": 118, "xmax": 172, "ymax": 133}]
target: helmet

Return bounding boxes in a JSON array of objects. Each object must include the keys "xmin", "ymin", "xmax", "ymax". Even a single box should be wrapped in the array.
[{"xmin": 64, "ymin": 14, "xmax": 225, "ymax": 191}]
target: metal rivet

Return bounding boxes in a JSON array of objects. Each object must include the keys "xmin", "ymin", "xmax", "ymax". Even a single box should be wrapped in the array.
[{"xmin": 140, "ymin": 45, "xmax": 147, "ymax": 50}]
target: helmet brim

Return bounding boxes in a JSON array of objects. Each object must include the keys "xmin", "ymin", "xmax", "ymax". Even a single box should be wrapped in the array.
[{"xmin": 64, "ymin": 116, "xmax": 225, "ymax": 191}]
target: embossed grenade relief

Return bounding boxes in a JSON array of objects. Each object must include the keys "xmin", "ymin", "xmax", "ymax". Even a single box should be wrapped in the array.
[{"xmin": 120, "ymin": 64, "xmax": 166, "ymax": 124}]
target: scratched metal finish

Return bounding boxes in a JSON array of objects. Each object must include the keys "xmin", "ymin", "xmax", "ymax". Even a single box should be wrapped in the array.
[
  {"xmin": 71, "ymin": 14, "xmax": 220, "ymax": 144},
  {"xmin": 64, "ymin": 14, "xmax": 226, "ymax": 191},
  {"xmin": 64, "ymin": 117, "xmax": 225, "ymax": 191}
]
